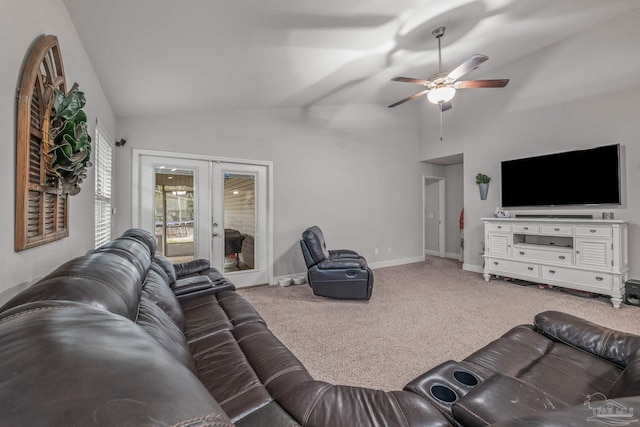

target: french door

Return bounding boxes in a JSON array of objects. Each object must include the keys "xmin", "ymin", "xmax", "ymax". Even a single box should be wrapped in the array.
[{"xmin": 134, "ymin": 152, "xmax": 271, "ymax": 287}]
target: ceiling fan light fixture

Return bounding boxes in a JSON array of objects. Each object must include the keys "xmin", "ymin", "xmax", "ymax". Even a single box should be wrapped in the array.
[{"xmin": 427, "ymin": 86, "xmax": 456, "ymax": 104}]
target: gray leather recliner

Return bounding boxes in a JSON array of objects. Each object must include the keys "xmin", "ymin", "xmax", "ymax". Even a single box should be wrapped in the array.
[{"xmin": 300, "ymin": 226, "xmax": 373, "ymax": 300}]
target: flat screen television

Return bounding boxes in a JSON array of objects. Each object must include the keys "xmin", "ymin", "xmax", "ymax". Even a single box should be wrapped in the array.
[{"xmin": 501, "ymin": 144, "xmax": 621, "ymax": 207}]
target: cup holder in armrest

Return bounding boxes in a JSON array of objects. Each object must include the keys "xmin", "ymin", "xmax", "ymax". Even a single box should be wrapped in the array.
[
  {"xmin": 430, "ymin": 384, "xmax": 458, "ymax": 404},
  {"xmin": 404, "ymin": 360, "xmax": 485, "ymax": 421},
  {"xmin": 453, "ymin": 370, "xmax": 478, "ymax": 387}
]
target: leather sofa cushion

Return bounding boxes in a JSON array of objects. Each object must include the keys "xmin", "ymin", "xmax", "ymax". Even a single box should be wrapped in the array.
[
  {"xmin": 217, "ymin": 291, "xmax": 265, "ymax": 327},
  {"xmin": 535, "ymin": 310, "xmax": 640, "ymax": 368},
  {"xmin": 453, "ymin": 373, "xmax": 568, "ymax": 427},
  {"xmin": 278, "ymin": 381, "xmax": 451, "ymax": 427},
  {"xmin": 0, "ymin": 301, "xmax": 232, "ymax": 427},
  {"xmin": 122, "ymin": 227, "xmax": 158, "ymax": 255},
  {"xmin": 137, "ymin": 297, "xmax": 196, "ymax": 372},
  {"xmin": 174, "ymin": 258, "xmax": 212, "ymax": 277},
  {"xmin": 463, "ymin": 326, "xmax": 554, "ymax": 377},
  {"xmin": 518, "ymin": 342, "xmax": 621, "ymax": 405},
  {"xmin": 181, "ymin": 295, "xmax": 233, "ymax": 343},
  {"xmin": 142, "ymin": 268, "xmax": 185, "ymax": 330},
  {"xmin": 152, "ymin": 253, "xmax": 178, "ymax": 285},
  {"xmin": 0, "ymin": 252, "xmax": 143, "ymax": 320},
  {"xmin": 302, "ymin": 226, "xmax": 331, "ymax": 265},
  {"xmin": 190, "ymin": 330, "xmax": 272, "ymax": 422},
  {"xmin": 609, "ymin": 350, "xmax": 640, "ymax": 398},
  {"xmin": 92, "ymin": 236, "xmax": 151, "ymax": 278},
  {"xmin": 234, "ymin": 322, "xmax": 311, "ymax": 396}
]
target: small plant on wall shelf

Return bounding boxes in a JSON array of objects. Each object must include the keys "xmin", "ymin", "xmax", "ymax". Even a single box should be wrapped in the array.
[
  {"xmin": 475, "ymin": 173, "xmax": 491, "ymax": 184},
  {"xmin": 46, "ymin": 83, "xmax": 92, "ymax": 196}
]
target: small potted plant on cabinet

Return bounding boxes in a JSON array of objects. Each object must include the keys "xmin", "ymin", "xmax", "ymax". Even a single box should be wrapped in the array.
[{"xmin": 476, "ymin": 173, "xmax": 491, "ymax": 200}]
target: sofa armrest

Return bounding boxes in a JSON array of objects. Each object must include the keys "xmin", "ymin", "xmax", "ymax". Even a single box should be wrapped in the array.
[
  {"xmin": 173, "ymin": 275, "xmax": 212, "ymax": 296},
  {"xmin": 317, "ymin": 258, "xmax": 366, "ymax": 269},
  {"xmin": 534, "ymin": 311, "xmax": 640, "ymax": 368},
  {"xmin": 328, "ymin": 249, "xmax": 360, "ymax": 259},
  {"xmin": 174, "ymin": 258, "xmax": 211, "ymax": 277}
]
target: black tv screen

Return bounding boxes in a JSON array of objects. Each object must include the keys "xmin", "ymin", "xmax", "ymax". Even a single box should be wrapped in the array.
[{"xmin": 501, "ymin": 144, "xmax": 621, "ymax": 207}]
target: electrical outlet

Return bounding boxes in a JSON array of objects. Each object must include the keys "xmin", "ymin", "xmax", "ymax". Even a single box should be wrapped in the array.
[
  {"xmin": 374, "ymin": 247, "xmax": 379, "ymax": 255},
  {"xmin": 387, "ymin": 247, "xmax": 392, "ymax": 254}
]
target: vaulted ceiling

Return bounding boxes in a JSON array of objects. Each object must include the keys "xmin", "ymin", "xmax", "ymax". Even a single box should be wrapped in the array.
[{"xmin": 63, "ymin": 0, "xmax": 640, "ymax": 118}]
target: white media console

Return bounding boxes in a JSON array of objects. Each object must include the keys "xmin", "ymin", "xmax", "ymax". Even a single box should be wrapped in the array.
[{"xmin": 483, "ymin": 218, "xmax": 629, "ymax": 308}]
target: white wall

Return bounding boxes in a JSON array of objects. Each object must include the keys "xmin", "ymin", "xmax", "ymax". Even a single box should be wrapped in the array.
[
  {"xmin": 420, "ymin": 9, "xmax": 640, "ymax": 279},
  {"xmin": 0, "ymin": 0, "xmax": 115, "ymax": 302},
  {"xmin": 115, "ymin": 104, "xmax": 428, "ymax": 277}
]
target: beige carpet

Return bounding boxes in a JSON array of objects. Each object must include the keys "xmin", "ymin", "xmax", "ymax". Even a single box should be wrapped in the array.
[{"xmin": 239, "ymin": 256, "xmax": 640, "ymax": 391}]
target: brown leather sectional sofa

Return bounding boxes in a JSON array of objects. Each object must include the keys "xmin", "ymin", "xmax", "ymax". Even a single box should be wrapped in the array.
[{"xmin": 1, "ymin": 228, "xmax": 639, "ymax": 426}]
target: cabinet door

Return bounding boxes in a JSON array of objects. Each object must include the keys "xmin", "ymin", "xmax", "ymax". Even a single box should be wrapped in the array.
[
  {"xmin": 575, "ymin": 239, "xmax": 612, "ymax": 270},
  {"xmin": 488, "ymin": 233, "xmax": 512, "ymax": 257}
]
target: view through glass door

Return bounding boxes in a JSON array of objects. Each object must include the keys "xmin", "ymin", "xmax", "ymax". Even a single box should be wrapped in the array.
[
  {"xmin": 155, "ymin": 168, "xmax": 195, "ymax": 262},
  {"xmin": 136, "ymin": 153, "xmax": 270, "ymax": 287},
  {"xmin": 138, "ymin": 156, "xmax": 211, "ymax": 261}
]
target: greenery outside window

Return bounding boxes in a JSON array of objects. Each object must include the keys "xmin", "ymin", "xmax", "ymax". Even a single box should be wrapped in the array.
[{"xmin": 94, "ymin": 123, "xmax": 112, "ymax": 248}]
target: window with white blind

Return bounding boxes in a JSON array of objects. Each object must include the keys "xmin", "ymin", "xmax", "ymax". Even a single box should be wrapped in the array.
[{"xmin": 94, "ymin": 124, "xmax": 113, "ymax": 248}]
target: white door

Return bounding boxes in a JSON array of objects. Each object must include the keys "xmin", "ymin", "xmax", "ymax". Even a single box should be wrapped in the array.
[
  {"xmin": 212, "ymin": 163, "xmax": 269, "ymax": 287},
  {"xmin": 135, "ymin": 153, "xmax": 270, "ymax": 288}
]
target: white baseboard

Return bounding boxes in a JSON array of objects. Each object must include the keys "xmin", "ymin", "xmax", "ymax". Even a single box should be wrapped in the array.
[
  {"xmin": 369, "ymin": 255, "xmax": 425, "ymax": 270},
  {"xmin": 424, "ymin": 249, "xmax": 439, "ymax": 257},
  {"xmin": 445, "ymin": 252, "xmax": 461, "ymax": 260},
  {"xmin": 463, "ymin": 263, "xmax": 483, "ymax": 274}
]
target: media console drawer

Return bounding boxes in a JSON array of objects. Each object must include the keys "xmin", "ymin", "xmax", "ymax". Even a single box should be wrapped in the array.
[
  {"xmin": 542, "ymin": 267, "xmax": 613, "ymax": 291},
  {"xmin": 513, "ymin": 224, "xmax": 540, "ymax": 234},
  {"xmin": 487, "ymin": 258, "xmax": 539, "ymax": 279},
  {"xmin": 487, "ymin": 223, "xmax": 511, "ymax": 233},
  {"xmin": 540, "ymin": 224, "xmax": 573, "ymax": 236},
  {"xmin": 575, "ymin": 225, "xmax": 612, "ymax": 238},
  {"xmin": 513, "ymin": 246, "xmax": 573, "ymax": 266}
]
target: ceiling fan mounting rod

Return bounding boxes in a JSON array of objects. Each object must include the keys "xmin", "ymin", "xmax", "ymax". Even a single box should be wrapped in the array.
[{"xmin": 432, "ymin": 26, "xmax": 445, "ymax": 74}]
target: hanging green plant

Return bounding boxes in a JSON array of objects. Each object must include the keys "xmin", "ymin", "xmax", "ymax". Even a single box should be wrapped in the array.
[{"xmin": 46, "ymin": 83, "xmax": 92, "ymax": 196}]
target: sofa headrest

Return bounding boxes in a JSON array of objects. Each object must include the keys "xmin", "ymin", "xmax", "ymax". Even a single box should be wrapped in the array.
[
  {"xmin": 93, "ymin": 236, "xmax": 152, "ymax": 278},
  {"xmin": 0, "ymin": 252, "xmax": 143, "ymax": 320},
  {"xmin": 122, "ymin": 228, "xmax": 157, "ymax": 256},
  {"xmin": 302, "ymin": 226, "xmax": 330, "ymax": 265},
  {"xmin": 0, "ymin": 301, "xmax": 232, "ymax": 426}
]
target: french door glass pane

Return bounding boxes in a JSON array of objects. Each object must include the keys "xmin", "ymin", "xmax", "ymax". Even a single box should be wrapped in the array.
[
  {"xmin": 155, "ymin": 168, "xmax": 195, "ymax": 262},
  {"xmin": 223, "ymin": 173, "xmax": 256, "ymax": 273}
]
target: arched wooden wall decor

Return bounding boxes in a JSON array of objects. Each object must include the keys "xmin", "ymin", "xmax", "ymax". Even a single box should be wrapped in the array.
[{"xmin": 15, "ymin": 35, "xmax": 69, "ymax": 251}]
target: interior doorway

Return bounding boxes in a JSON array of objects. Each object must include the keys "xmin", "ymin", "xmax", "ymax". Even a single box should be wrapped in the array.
[
  {"xmin": 133, "ymin": 150, "xmax": 273, "ymax": 288},
  {"xmin": 423, "ymin": 176, "xmax": 446, "ymax": 258}
]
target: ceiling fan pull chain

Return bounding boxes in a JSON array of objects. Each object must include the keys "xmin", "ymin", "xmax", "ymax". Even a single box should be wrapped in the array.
[{"xmin": 440, "ymin": 108, "xmax": 444, "ymax": 141}]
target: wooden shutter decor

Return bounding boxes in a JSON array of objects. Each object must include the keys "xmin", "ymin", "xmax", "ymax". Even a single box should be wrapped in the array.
[{"xmin": 15, "ymin": 35, "xmax": 69, "ymax": 251}]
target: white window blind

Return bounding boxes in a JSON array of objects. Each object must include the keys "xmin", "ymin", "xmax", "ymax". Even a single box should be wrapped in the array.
[{"xmin": 94, "ymin": 124, "xmax": 113, "ymax": 248}]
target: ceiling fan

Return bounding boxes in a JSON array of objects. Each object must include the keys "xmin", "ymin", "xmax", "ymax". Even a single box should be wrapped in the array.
[{"xmin": 388, "ymin": 26, "xmax": 509, "ymax": 113}]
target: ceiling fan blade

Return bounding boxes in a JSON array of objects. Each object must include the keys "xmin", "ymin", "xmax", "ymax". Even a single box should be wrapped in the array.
[
  {"xmin": 447, "ymin": 54, "xmax": 489, "ymax": 82},
  {"xmin": 391, "ymin": 77, "xmax": 432, "ymax": 87},
  {"xmin": 455, "ymin": 79, "xmax": 510, "ymax": 89},
  {"xmin": 387, "ymin": 89, "xmax": 429, "ymax": 108},
  {"xmin": 440, "ymin": 101, "xmax": 452, "ymax": 112}
]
